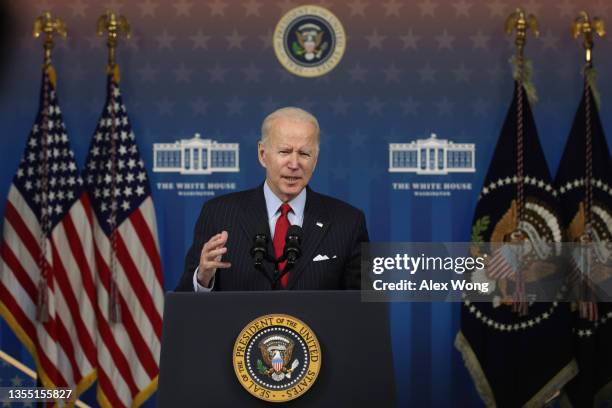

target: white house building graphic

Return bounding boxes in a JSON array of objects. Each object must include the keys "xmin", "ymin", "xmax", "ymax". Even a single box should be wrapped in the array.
[
  {"xmin": 389, "ymin": 133, "xmax": 475, "ymax": 175},
  {"xmin": 153, "ymin": 133, "xmax": 239, "ymax": 175}
]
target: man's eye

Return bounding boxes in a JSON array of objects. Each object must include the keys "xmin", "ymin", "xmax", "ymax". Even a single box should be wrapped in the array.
[
  {"xmin": 279, "ymin": 150, "xmax": 290, "ymax": 155},
  {"xmin": 299, "ymin": 152, "xmax": 311, "ymax": 158}
]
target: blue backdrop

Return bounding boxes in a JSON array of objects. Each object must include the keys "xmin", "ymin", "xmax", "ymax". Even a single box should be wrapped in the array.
[{"xmin": 1, "ymin": 0, "xmax": 611, "ymax": 406}]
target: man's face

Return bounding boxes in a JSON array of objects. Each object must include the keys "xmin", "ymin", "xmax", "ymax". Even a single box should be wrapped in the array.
[{"xmin": 258, "ymin": 117, "xmax": 318, "ymax": 202}]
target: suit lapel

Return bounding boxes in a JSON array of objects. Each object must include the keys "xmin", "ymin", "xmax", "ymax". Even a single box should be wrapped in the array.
[
  {"xmin": 287, "ymin": 188, "xmax": 330, "ymax": 289},
  {"xmin": 237, "ymin": 185, "xmax": 276, "ymax": 284}
]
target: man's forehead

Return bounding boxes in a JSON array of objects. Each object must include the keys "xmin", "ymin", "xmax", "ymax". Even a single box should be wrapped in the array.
[
  {"xmin": 269, "ymin": 120, "xmax": 317, "ymax": 140},
  {"xmin": 269, "ymin": 117, "xmax": 316, "ymax": 132}
]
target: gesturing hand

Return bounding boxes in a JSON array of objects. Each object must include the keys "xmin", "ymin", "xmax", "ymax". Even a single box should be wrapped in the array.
[{"xmin": 197, "ymin": 231, "xmax": 231, "ymax": 288}]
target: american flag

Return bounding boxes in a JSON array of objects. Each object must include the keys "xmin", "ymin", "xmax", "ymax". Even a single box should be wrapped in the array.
[
  {"xmin": 83, "ymin": 74, "xmax": 163, "ymax": 407},
  {"xmin": 0, "ymin": 69, "xmax": 97, "ymax": 401},
  {"xmin": 486, "ymin": 245, "xmax": 518, "ymax": 280}
]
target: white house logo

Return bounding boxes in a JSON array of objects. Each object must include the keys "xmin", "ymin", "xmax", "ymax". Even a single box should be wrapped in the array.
[
  {"xmin": 389, "ymin": 133, "xmax": 476, "ymax": 175},
  {"xmin": 153, "ymin": 133, "xmax": 239, "ymax": 175}
]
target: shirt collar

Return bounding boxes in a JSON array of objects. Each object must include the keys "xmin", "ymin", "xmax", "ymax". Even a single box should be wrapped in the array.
[{"xmin": 263, "ymin": 181, "xmax": 306, "ymax": 219}]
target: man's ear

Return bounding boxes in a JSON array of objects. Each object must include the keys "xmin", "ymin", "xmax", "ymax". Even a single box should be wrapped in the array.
[{"xmin": 257, "ymin": 141, "xmax": 267, "ymax": 168}]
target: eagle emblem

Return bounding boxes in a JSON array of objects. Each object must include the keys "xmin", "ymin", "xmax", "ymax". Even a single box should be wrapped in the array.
[
  {"xmin": 293, "ymin": 23, "xmax": 328, "ymax": 61},
  {"xmin": 257, "ymin": 335, "xmax": 300, "ymax": 382}
]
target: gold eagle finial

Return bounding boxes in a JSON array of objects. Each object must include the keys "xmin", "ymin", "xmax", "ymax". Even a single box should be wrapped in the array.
[
  {"xmin": 572, "ymin": 11, "xmax": 605, "ymax": 64},
  {"xmin": 505, "ymin": 8, "xmax": 539, "ymax": 59},
  {"xmin": 96, "ymin": 11, "xmax": 131, "ymax": 81},
  {"xmin": 33, "ymin": 11, "xmax": 67, "ymax": 70}
]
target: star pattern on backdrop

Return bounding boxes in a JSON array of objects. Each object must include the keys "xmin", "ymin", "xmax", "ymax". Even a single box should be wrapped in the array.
[
  {"xmin": 365, "ymin": 29, "xmax": 386, "ymax": 50},
  {"xmin": 418, "ymin": 0, "xmax": 438, "ymax": 17},
  {"xmin": 11, "ymin": 0, "xmax": 580, "ymax": 167},
  {"xmin": 190, "ymin": 30, "xmax": 211, "ymax": 50},
  {"xmin": 470, "ymin": 30, "xmax": 490, "ymax": 50},
  {"xmin": 243, "ymin": 0, "xmax": 263, "ymax": 17},
  {"xmin": 139, "ymin": 0, "xmax": 160, "ymax": 17},
  {"xmin": 173, "ymin": 0, "xmax": 194, "ymax": 17},
  {"xmin": 452, "ymin": 0, "xmax": 472, "ymax": 17},
  {"xmin": 400, "ymin": 30, "xmax": 420, "ymax": 50},
  {"xmin": 208, "ymin": 0, "xmax": 229, "ymax": 16},
  {"xmin": 226, "ymin": 29, "xmax": 246, "ymax": 50},
  {"xmin": 156, "ymin": 29, "xmax": 176, "ymax": 49},
  {"xmin": 383, "ymin": 0, "xmax": 403, "ymax": 17},
  {"xmin": 347, "ymin": 0, "xmax": 368, "ymax": 17}
]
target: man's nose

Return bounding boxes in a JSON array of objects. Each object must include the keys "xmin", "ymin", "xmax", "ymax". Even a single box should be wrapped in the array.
[{"xmin": 287, "ymin": 153, "xmax": 299, "ymax": 169}]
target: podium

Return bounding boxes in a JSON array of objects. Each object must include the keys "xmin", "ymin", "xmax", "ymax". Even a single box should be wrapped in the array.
[{"xmin": 157, "ymin": 291, "xmax": 395, "ymax": 407}]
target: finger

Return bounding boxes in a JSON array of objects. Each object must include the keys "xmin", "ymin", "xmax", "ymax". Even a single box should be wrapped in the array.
[
  {"xmin": 209, "ymin": 231, "xmax": 228, "ymax": 247},
  {"xmin": 204, "ymin": 261, "xmax": 231, "ymax": 269},
  {"xmin": 201, "ymin": 233, "xmax": 225, "ymax": 253},
  {"xmin": 218, "ymin": 230, "xmax": 229, "ymax": 244},
  {"xmin": 206, "ymin": 247, "xmax": 227, "ymax": 259}
]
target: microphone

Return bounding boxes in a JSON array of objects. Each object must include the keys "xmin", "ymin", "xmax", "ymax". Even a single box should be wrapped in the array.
[
  {"xmin": 283, "ymin": 225, "xmax": 303, "ymax": 266},
  {"xmin": 250, "ymin": 231, "xmax": 269, "ymax": 268}
]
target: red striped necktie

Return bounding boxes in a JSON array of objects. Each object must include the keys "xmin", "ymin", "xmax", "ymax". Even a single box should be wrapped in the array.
[{"xmin": 273, "ymin": 203, "xmax": 292, "ymax": 288}]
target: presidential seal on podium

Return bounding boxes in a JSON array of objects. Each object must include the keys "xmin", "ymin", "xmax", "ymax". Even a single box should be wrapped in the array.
[{"xmin": 233, "ymin": 314, "xmax": 322, "ymax": 402}]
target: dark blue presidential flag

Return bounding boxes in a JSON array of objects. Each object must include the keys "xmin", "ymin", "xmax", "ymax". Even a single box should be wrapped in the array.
[
  {"xmin": 556, "ymin": 74, "xmax": 612, "ymax": 408},
  {"xmin": 456, "ymin": 81, "xmax": 575, "ymax": 407}
]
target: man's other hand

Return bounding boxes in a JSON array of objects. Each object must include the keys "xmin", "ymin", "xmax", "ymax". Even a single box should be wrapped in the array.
[{"xmin": 197, "ymin": 231, "xmax": 231, "ymax": 288}]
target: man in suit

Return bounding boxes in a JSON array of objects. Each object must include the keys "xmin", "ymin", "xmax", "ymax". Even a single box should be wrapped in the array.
[{"xmin": 175, "ymin": 107, "xmax": 369, "ymax": 291}]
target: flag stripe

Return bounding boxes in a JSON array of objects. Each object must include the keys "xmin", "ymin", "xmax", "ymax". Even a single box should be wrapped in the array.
[
  {"xmin": 116, "ymin": 288, "xmax": 159, "ymax": 379},
  {"xmin": 94, "ymin": 314, "xmax": 141, "ymax": 397},
  {"xmin": 97, "ymin": 363, "xmax": 130, "ymax": 408},
  {"xmin": 138, "ymin": 198, "xmax": 161, "ymax": 250},
  {"xmin": 94, "ymin": 223, "xmax": 162, "ymax": 355},
  {"xmin": 2, "ymin": 210, "xmax": 72, "ymax": 368},
  {"xmin": 129, "ymin": 208, "xmax": 163, "ymax": 286},
  {"xmin": 1, "ymin": 239, "xmax": 38, "ymax": 302},
  {"xmin": 123, "ymin": 213, "xmax": 164, "ymax": 317},
  {"xmin": 43, "ymin": 291, "xmax": 81, "ymax": 384},
  {"xmin": 4, "ymin": 200, "xmax": 49, "ymax": 275},
  {"xmin": 114, "ymin": 231, "xmax": 163, "ymax": 337},
  {"xmin": 0, "ymin": 281, "xmax": 67, "ymax": 387},
  {"xmin": 50, "ymin": 236, "xmax": 97, "ymax": 369},
  {"xmin": 94, "ymin": 242, "xmax": 160, "ymax": 382},
  {"xmin": 59, "ymin": 211, "xmax": 98, "ymax": 327},
  {"xmin": 93, "ymin": 246, "xmax": 146, "ymax": 396}
]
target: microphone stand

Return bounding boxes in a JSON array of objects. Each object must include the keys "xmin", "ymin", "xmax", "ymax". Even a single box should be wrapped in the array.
[{"xmin": 254, "ymin": 254, "xmax": 294, "ymax": 290}]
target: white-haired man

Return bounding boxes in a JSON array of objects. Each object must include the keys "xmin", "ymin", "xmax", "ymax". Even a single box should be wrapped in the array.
[{"xmin": 176, "ymin": 107, "xmax": 369, "ymax": 291}]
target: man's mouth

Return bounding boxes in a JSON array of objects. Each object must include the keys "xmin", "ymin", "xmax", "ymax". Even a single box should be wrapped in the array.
[{"xmin": 282, "ymin": 176, "xmax": 301, "ymax": 183}]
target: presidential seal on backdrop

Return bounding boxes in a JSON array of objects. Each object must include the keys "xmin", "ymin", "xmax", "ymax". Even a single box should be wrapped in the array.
[
  {"xmin": 233, "ymin": 314, "xmax": 321, "ymax": 402},
  {"xmin": 273, "ymin": 5, "xmax": 346, "ymax": 78}
]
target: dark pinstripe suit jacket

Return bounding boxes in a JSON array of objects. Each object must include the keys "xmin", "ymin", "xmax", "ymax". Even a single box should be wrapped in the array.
[{"xmin": 175, "ymin": 185, "xmax": 369, "ymax": 291}]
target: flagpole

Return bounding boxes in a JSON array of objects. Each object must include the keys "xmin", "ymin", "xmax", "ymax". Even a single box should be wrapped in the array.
[
  {"xmin": 32, "ymin": 12, "xmax": 66, "ymax": 323},
  {"xmin": 505, "ymin": 7, "xmax": 538, "ymax": 233},
  {"xmin": 572, "ymin": 11, "xmax": 605, "ymax": 240},
  {"xmin": 505, "ymin": 8, "xmax": 539, "ymax": 315},
  {"xmin": 97, "ymin": 11, "xmax": 131, "ymax": 323},
  {"xmin": 572, "ymin": 12, "xmax": 605, "ymax": 320}
]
